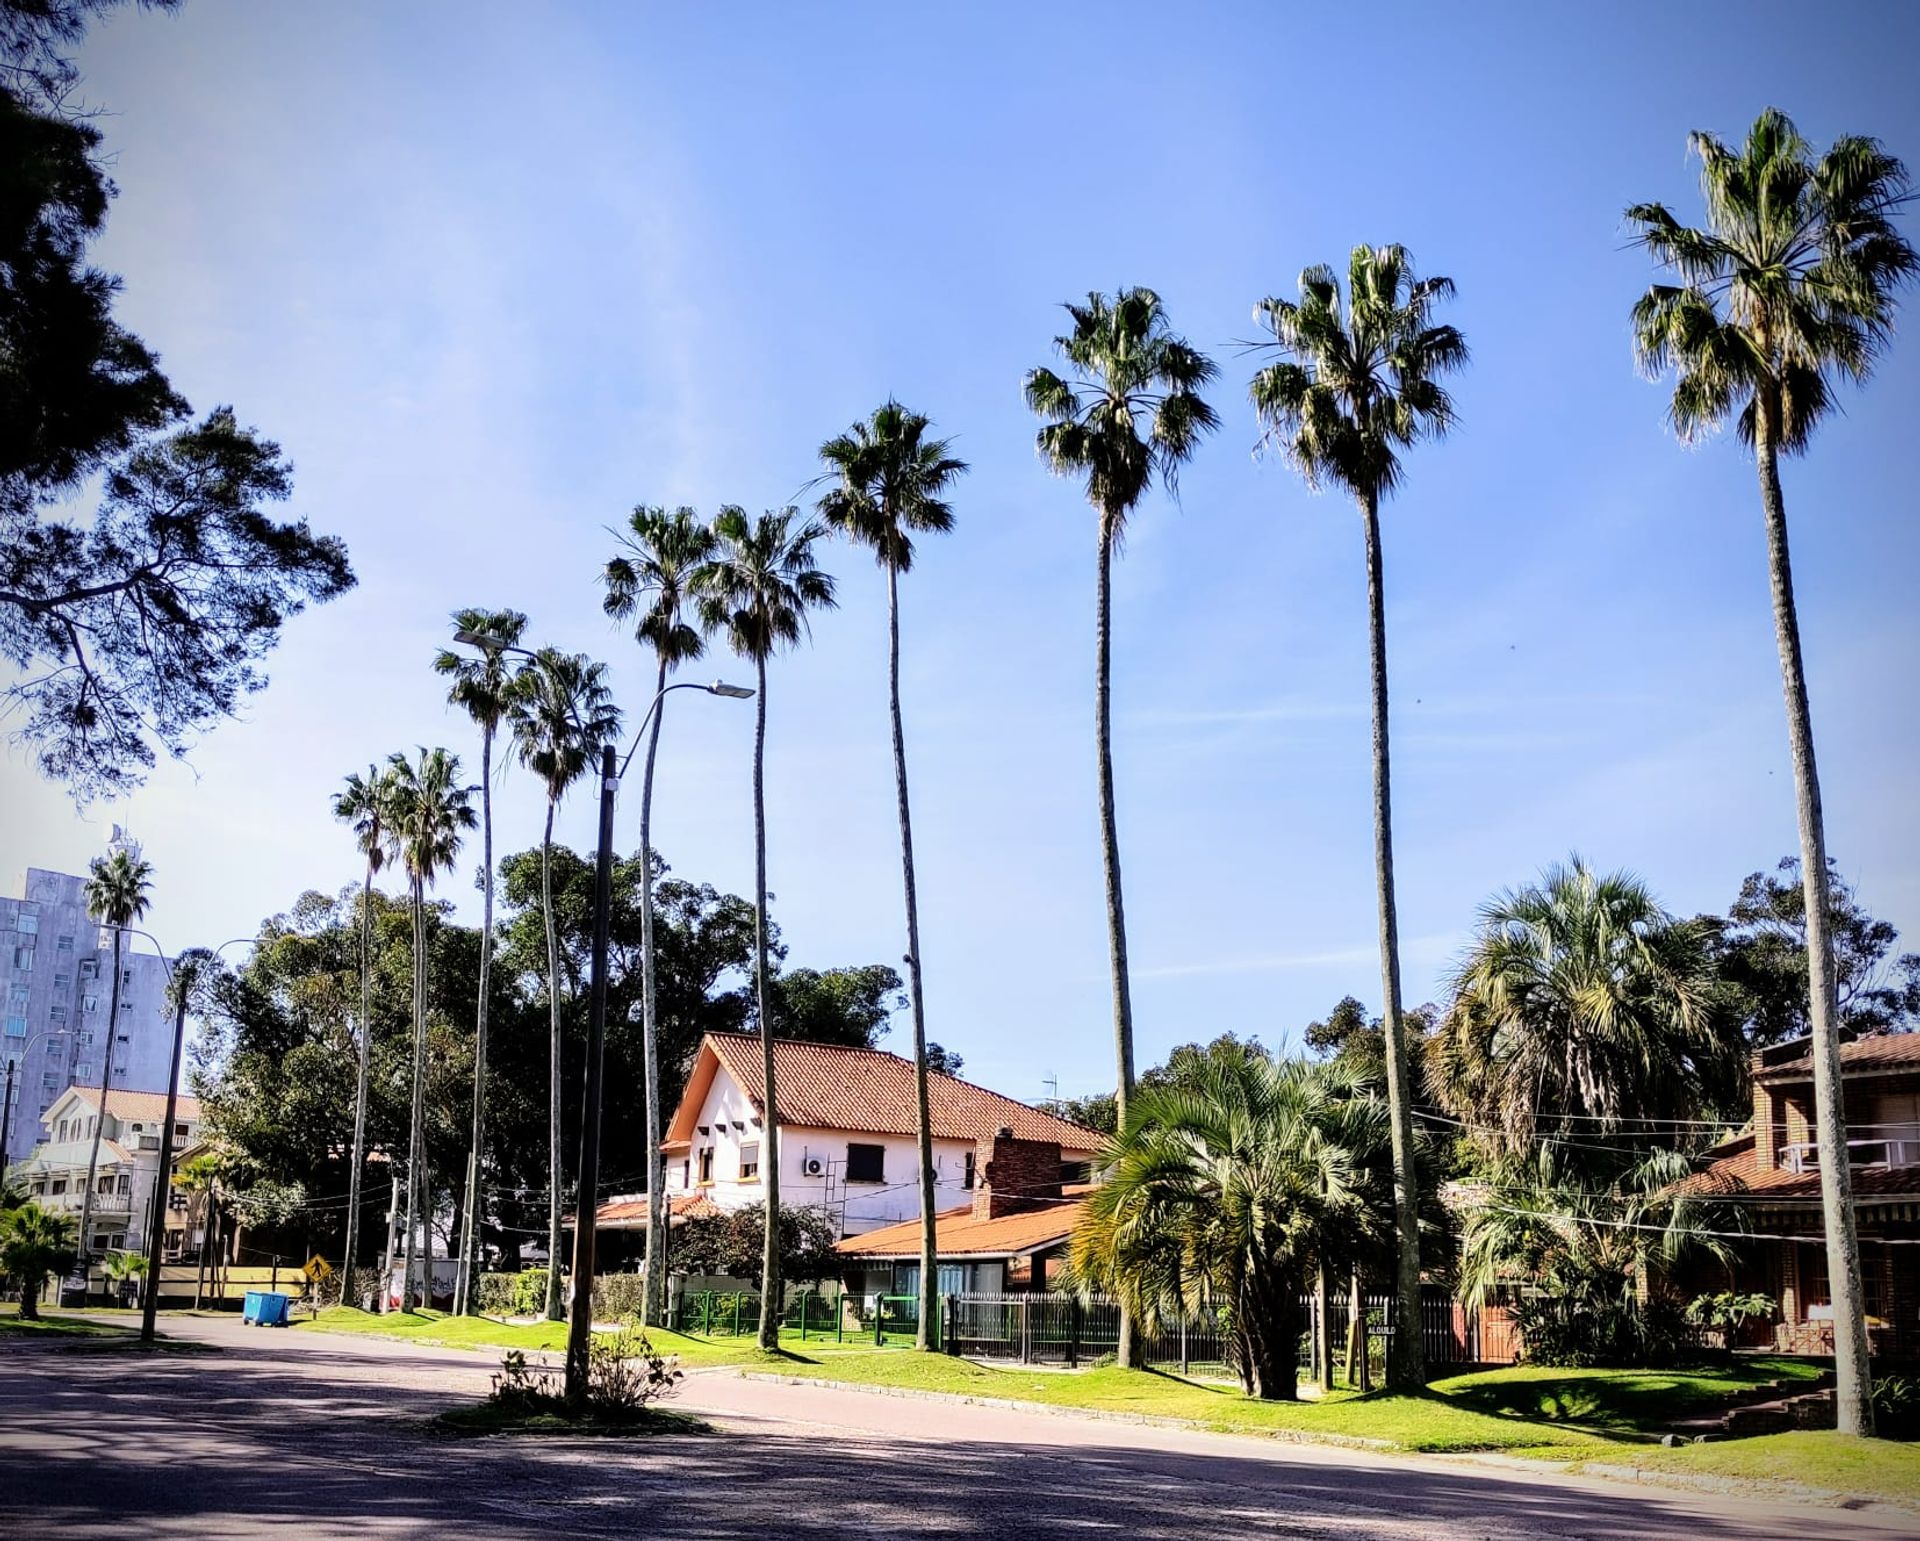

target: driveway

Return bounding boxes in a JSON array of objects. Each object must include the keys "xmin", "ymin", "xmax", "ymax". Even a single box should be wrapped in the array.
[{"xmin": 0, "ymin": 1314, "xmax": 1905, "ymax": 1539}]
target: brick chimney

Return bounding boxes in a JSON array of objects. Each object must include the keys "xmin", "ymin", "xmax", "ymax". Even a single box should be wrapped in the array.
[{"xmin": 973, "ymin": 1127, "xmax": 1063, "ymax": 1220}]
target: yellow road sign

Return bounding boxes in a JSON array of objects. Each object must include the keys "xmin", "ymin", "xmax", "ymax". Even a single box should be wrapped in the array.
[{"xmin": 302, "ymin": 1255, "xmax": 334, "ymax": 1281}]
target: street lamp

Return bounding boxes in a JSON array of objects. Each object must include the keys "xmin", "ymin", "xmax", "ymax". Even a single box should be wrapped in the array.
[{"xmin": 451, "ymin": 630, "xmax": 751, "ymax": 1405}]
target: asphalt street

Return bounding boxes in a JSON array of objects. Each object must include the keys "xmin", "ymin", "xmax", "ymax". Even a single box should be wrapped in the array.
[{"xmin": 0, "ymin": 1315, "xmax": 1911, "ymax": 1539}]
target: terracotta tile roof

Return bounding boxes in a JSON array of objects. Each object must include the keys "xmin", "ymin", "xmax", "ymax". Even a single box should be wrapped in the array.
[
  {"xmin": 835, "ymin": 1197, "xmax": 1087, "ymax": 1260},
  {"xmin": 574, "ymin": 1192, "xmax": 725, "ymax": 1228},
  {"xmin": 692, "ymin": 1032, "xmax": 1102, "ymax": 1152},
  {"xmin": 1675, "ymin": 1136, "xmax": 1920, "ymax": 1203},
  {"xmin": 1756, "ymin": 1033, "xmax": 1920, "ymax": 1082},
  {"xmin": 68, "ymin": 1086, "xmax": 204, "ymax": 1123}
]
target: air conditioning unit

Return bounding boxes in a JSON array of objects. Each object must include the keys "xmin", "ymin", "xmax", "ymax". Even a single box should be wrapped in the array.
[{"xmin": 802, "ymin": 1157, "xmax": 824, "ymax": 1177}]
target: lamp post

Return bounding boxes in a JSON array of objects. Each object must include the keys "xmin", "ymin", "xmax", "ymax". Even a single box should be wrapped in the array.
[{"xmin": 451, "ymin": 628, "xmax": 750, "ymax": 1404}]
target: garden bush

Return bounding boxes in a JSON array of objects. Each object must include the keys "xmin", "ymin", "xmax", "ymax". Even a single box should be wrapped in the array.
[
  {"xmin": 592, "ymin": 1272, "xmax": 647, "ymax": 1322},
  {"xmin": 475, "ymin": 1271, "xmax": 519, "ymax": 1316},
  {"xmin": 510, "ymin": 1267, "xmax": 553, "ymax": 1318},
  {"xmin": 1512, "ymin": 1289, "xmax": 1690, "ymax": 1368}
]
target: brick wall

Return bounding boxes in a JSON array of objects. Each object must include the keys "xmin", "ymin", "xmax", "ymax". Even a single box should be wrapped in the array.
[{"xmin": 974, "ymin": 1130, "xmax": 1063, "ymax": 1220}]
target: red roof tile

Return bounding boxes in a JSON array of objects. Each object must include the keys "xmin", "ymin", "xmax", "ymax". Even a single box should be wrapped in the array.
[
  {"xmin": 675, "ymin": 1033, "xmax": 1101, "ymax": 1153},
  {"xmin": 1676, "ymin": 1136, "xmax": 1920, "ymax": 1204},
  {"xmin": 577, "ymin": 1193, "xmax": 724, "ymax": 1229},
  {"xmin": 1757, "ymin": 1033, "xmax": 1920, "ymax": 1082},
  {"xmin": 835, "ymin": 1197, "xmax": 1087, "ymax": 1260},
  {"xmin": 68, "ymin": 1086, "xmax": 204, "ymax": 1123}
]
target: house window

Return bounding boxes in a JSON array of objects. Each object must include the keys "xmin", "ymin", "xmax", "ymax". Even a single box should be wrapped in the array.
[
  {"xmin": 697, "ymin": 1147, "xmax": 714, "ymax": 1184},
  {"xmin": 174, "ymin": 1122, "xmax": 188, "ymax": 1138},
  {"xmin": 17, "ymin": 913, "xmax": 37, "ymax": 935},
  {"xmin": 14, "ymin": 947, "xmax": 33, "ymax": 970},
  {"xmin": 79, "ymin": 959, "xmax": 97, "ymax": 981},
  {"xmin": 963, "ymin": 1150, "xmax": 976, "ymax": 1190},
  {"xmin": 739, "ymin": 1142, "xmax": 760, "ymax": 1181},
  {"xmin": 56, "ymin": 935, "xmax": 73, "ymax": 953},
  {"xmin": 49, "ymin": 1007, "xmax": 65, "ymax": 1025},
  {"xmin": 845, "ymin": 1143, "xmax": 885, "ymax": 1184},
  {"xmin": 680, "ymin": 1159, "xmax": 691, "ymax": 1188},
  {"xmin": 3, "ymin": 1017, "xmax": 23, "ymax": 1039},
  {"xmin": 53, "ymin": 974, "xmax": 70, "ymax": 991},
  {"xmin": 50, "ymin": 1179, "xmax": 67, "ymax": 1195}
]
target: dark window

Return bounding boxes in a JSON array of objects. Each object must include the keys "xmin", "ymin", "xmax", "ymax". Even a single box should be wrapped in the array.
[
  {"xmin": 1059, "ymin": 1160, "xmax": 1091, "ymax": 1186},
  {"xmin": 846, "ymin": 1143, "xmax": 885, "ymax": 1183},
  {"xmin": 697, "ymin": 1147, "xmax": 714, "ymax": 1184},
  {"xmin": 963, "ymin": 1150, "xmax": 976, "ymax": 1190},
  {"xmin": 680, "ymin": 1159, "xmax": 691, "ymax": 1188},
  {"xmin": 739, "ymin": 1142, "xmax": 760, "ymax": 1181}
]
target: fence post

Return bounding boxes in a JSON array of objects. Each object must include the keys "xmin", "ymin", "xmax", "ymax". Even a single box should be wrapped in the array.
[
  {"xmin": 1180, "ymin": 1313, "xmax": 1189, "ymax": 1378},
  {"xmin": 946, "ymin": 1294, "xmax": 959, "ymax": 1356},
  {"xmin": 1067, "ymin": 1297, "xmax": 1080, "ymax": 1369},
  {"xmin": 876, "ymin": 1298, "xmax": 884, "ymax": 1347}
]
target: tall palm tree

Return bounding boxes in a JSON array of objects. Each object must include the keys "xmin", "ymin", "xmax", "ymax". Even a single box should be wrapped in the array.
[
  {"xmin": 332, "ymin": 763, "xmax": 400, "ymax": 1300},
  {"xmin": 603, "ymin": 507, "xmax": 714, "ymax": 1329},
  {"xmin": 78, "ymin": 841, "xmax": 153, "ymax": 1273},
  {"xmin": 1627, "ymin": 106, "xmax": 1915, "ymax": 1438},
  {"xmin": 1070, "ymin": 1053, "xmax": 1389, "ymax": 1400},
  {"xmin": 1024, "ymin": 290, "xmax": 1216, "ymax": 1121},
  {"xmin": 818, "ymin": 402, "xmax": 967, "ymax": 1351},
  {"xmin": 694, "ymin": 505, "xmax": 836, "ymax": 1349},
  {"xmin": 1250, "ymin": 245, "xmax": 1466, "ymax": 1387},
  {"xmin": 1430, "ymin": 859, "xmax": 1735, "ymax": 1169},
  {"xmin": 433, "ymin": 607, "xmax": 528, "ymax": 1315},
  {"xmin": 385, "ymin": 746, "xmax": 476, "ymax": 1312},
  {"xmin": 508, "ymin": 650, "xmax": 621, "ymax": 1321}
]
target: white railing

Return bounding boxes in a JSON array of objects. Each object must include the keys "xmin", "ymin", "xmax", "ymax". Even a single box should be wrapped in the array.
[{"xmin": 1779, "ymin": 1131, "xmax": 1920, "ymax": 1174}]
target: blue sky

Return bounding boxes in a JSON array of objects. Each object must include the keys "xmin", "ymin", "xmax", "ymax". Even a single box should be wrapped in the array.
[{"xmin": 7, "ymin": 0, "xmax": 1918, "ymax": 1105}]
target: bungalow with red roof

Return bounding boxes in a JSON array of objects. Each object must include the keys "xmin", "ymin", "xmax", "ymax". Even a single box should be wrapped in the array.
[
  {"xmin": 1678, "ymin": 1032, "xmax": 1920, "ymax": 1359},
  {"xmin": 583, "ymin": 1033, "xmax": 1101, "ymax": 1267}
]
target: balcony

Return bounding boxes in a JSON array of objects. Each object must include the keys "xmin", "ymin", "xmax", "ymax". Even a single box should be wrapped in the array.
[{"xmin": 1779, "ymin": 1125, "xmax": 1920, "ymax": 1174}]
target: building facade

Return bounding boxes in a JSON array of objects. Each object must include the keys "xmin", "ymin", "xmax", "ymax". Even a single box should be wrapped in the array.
[
  {"xmin": 2, "ymin": 863, "xmax": 174, "ymax": 1166},
  {"xmin": 13, "ymin": 1085, "xmax": 205, "ymax": 1257},
  {"xmin": 1680, "ymin": 1033, "xmax": 1920, "ymax": 1360}
]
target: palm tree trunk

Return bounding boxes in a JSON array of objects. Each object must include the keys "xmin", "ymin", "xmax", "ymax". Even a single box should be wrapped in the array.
[
  {"xmin": 882, "ymin": 564, "xmax": 941, "ymax": 1352},
  {"xmin": 405, "ymin": 876, "xmax": 429, "ymax": 1312},
  {"xmin": 753, "ymin": 652, "xmax": 782, "ymax": 1350},
  {"xmin": 1315, "ymin": 1262, "xmax": 1333, "ymax": 1392},
  {"xmin": 1095, "ymin": 513, "xmax": 1140, "ymax": 1369},
  {"xmin": 542, "ymin": 799, "xmax": 565, "ymax": 1322},
  {"xmin": 1361, "ymin": 490, "xmax": 1425, "ymax": 1389},
  {"xmin": 1754, "ymin": 410, "xmax": 1874, "ymax": 1435},
  {"xmin": 77, "ymin": 925, "xmax": 123, "ymax": 1285},
  {"xmin": 456, "ymin": 726, "xmax": 496, "ymax": 1315},
  {"xmin": 641, "ymin": 656, "xmax": 671, "ymax": 1329},
  {"xmin": 342, "ymin": 863, "xmax": 375, "ymax": 1302}
]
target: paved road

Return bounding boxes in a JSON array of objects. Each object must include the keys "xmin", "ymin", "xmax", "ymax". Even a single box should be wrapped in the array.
[{"xmin": 0, "ymin": 1315, "xmax": 1907, "ymax": 1539}]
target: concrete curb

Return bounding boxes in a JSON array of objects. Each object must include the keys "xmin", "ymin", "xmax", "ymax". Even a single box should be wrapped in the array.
[{"xmin": 732, "ymin": 1370, "xmax": 1396, "ymax": 1449}]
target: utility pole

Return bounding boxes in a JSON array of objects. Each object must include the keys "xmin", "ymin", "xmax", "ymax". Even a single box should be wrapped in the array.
[
  {"xmin": 0, "ymin": 1058, "xmax": 13, "ymax": 1192},
  {"xmin": 381, "ymin": 1172, "xmax": 401, "ymax": 1313},
  {"xmin": 139, "ymin": 974, "xmax": 192, "ymax": 1342}
]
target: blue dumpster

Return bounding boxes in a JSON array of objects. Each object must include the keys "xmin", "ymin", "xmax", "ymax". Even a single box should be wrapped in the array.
[{"xmin": 242, "ymin": 1290, "xmax": 292, "ymax": 1327}]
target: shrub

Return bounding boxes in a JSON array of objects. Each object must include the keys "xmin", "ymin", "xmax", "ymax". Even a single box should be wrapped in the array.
[
  {"xmin": 314, "ymin": 1265, "xmax": 385, "ymax": 1311},
  {"xmin": 475, "ymin": 1271, "xmax": 519, "ymax": 1316},
  {"xmin": 1871, "ymin": 1373, "xmax": 1920, "ymax": 1438},
  {"xmin": 1683, "ymin": 1291, "xmax": 1777, "ymax": 1331},
  {"xmin": 485, "ymin": 1330, "xmax": 682, "ymax": 1422},
  {"xmin": 592, "ymin": 1272, "xmax": 647, "ymax": 1323},
  {"xmin": 510, "ymin": 1268, "xmax": 552, "ymax": 1319},
  {"xmin": 1512, "ymin": 1289, "xmax": 1690, "ymax": 1368}
]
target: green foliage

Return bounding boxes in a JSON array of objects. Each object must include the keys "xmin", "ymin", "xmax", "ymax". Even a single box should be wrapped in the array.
[
  {"xmin": 0, "ymin": 1200, "xmax": 75, "ymax": 1319},
  {"xmin": 673, "ymin": 1202, "xmax": 839, "ymax": 1284},
  {"xmin": 591, "ymin": 1271, "xmax": 648, "ymax": 1322},
  {"xmin": 1510, "ymin": 1290, "xmax": 1691, "ymax": 1370},
  {"xmin": 509, "ymin": 1268, "xmax": 552, "ymax": 1318},
  {"xmin": 603, "ymin": 506, "xmax": 716, "ymax": 666},
  {"xmin": 1708, "ymin": 857, "xmax": 1920, "ymax": 1045},
  {"xmin": 817, "ymin": 399, "xmax": 968, "ymax": 575},
  {"xmin": 1430, "ymin": 858, "xmax": 1743, "ymax": 1168},
  {"xmin": 486, "ymin": 1326, "xmax": 683, "ymax": 1422},
  {"xmin": 1024, "ymin": 288, "xmax": 1218, "ymax": 535},
  {"xmin": 1070, "ymin": 1054, "xmax": 1394, "ymax": 1400},
  {"xmin": 1249, "ymin": 244, "xmax": 1466, "ymax": 505},
  {"xmin": 475, "ymin": 1271, "xmax": 519, "ymax": 1316},
  {"xmin": 1869, "ymin": 1373, "xmax": 1920, "ymax": 1435},
  {"xmin": 1628, "ymin": 107, "xmax": 1916, "ymax": 456},
  {"xmin": 1683, "ymin": 1291, "xmax": 1777, "ymax": 1332},
  {"xmin": 693, "ymin": 504, "xmax": 838, "ymax": 665}
]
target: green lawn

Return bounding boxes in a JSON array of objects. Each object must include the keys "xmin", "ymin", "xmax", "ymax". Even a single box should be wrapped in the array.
[
  {"xmin": 298, "ymin": 1305, "xmax": 887, "ymax": 1368},
  {"xmin": 0, "ymin": 1306, "xmax": 134, "ymax": 1339},
  {"xmin": 1434, "ymin": 1358, "xmax": 1827, "ymax": 1432},
  {"xmin": 1577, "ymin": 1430, "xmax": 1920, "ymax": 1510}
]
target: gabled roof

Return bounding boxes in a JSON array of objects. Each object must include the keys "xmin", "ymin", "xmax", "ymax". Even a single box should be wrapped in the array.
[
  {"xmin": 585, "ymin": 1193, "xmax": 725, "ymax": 1229},
  {"xmin": 1756, "ymin": 1033, "xmax": 1920, "ymax": 1083},
  {"xmin": 61, "ymin": 1086, "xmax": 204, "ymax": 1124},
  {"xmin": 835, "ymin": 1197, "xmax": 1088, "ymax": 1261},
  {"xmin": 665, "ymin": 1033, "xmax": 1102, "ymax": 1153}
]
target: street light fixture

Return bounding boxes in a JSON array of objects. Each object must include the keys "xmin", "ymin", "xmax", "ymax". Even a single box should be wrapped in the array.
[{"xmin": 451, "ymin": 630, "xmax": 750, "ymax": 1405}]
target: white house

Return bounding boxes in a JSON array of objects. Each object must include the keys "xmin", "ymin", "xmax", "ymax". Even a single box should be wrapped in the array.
[
  {"xmin": 14, "ymin": 1085, "xmax": 203, "ymax": 1257},
  {"xmin": 610, "ymin": 1032, "xmax": 1100, "ymax": 1241}
]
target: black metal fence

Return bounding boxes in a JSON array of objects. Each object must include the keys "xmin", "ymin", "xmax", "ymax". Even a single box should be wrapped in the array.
[{"xmin": 944, "ymin": 1285, "xmax": 1510, "ymax": 1373}]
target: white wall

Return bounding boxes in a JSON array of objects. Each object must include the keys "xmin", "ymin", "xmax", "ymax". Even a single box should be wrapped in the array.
[{"xmin": 661, "ymin": 1064, "xmax": 982, "ymax": 1236}]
